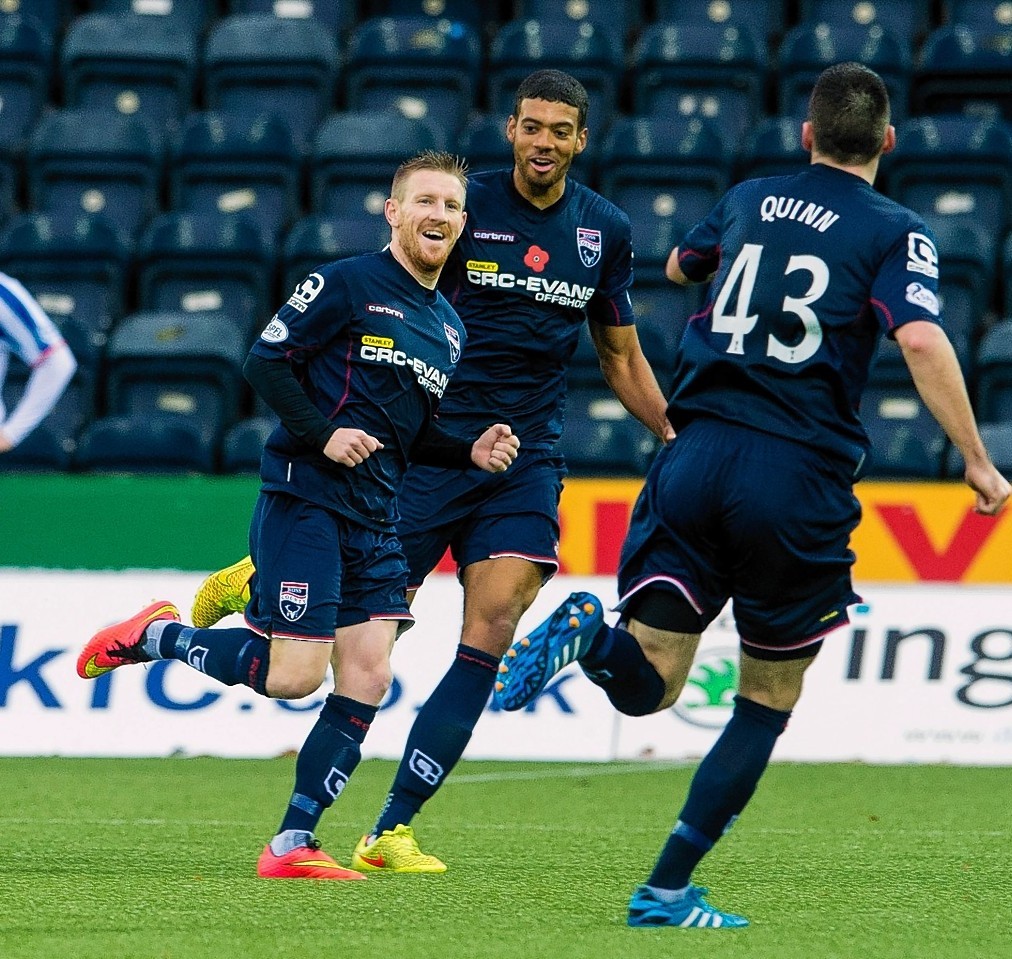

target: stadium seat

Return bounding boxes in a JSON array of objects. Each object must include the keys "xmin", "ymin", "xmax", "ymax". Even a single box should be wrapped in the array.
[
  {"xmin": 75, "ymin": 412, "xmax": 216, "ymax": 473},
  {"xmin": 203, "ymin": 15, "xmax": 339, "ymax": 150},
  {"xmin": 860, "ymin": 386, "xmax": 946, "ymax": 479},
  {"xmin": 26, "ymin": 108, "xmax": 161, "ymax": 241},
  {"xmin": 598, "ymin": 116, "xmax": 731, "ymax": 234},
  {"xmin": 796, "ymin": 0, "xmax": 931, "ymax": 50},
  {"xmin": 281, "ymin": 214, "xmax": 391, "ymax": 296},
  {"xmin": 777, "ymin": 22, "xmax": 911, "ymax": 121},
  {"xmin": 0, "ymin": 0, "xmax": 68, "ymax": 34},
  {"xmin": 104, "ymin": 310, "xmax": 249, "ymax": 445},
  {"xmin": 135, "ymin": 212, "xmax": 276, "ymax": 337},
  {"xmin": 226, "ymin": 0, "xmax": 355, "ymax": 34},
  {"xmin": 61, "ymin": 13, "xmax": 198, "ymax": 142},
  {"xmin": 975, "ymin": 319, "xmax": 1012, "ymax": 423},
  {"xmin": 0, "ymin": 212, "xmax": 130, "ymax": 334},
  {"xmin": 457, "ymin": 113, "xmax": 513, "ymax": 174},
  {"xmin": 947, "ymin": 0, "xmax": 1012, "ymax": 29},
  {"xmin": 487, "ymin": 19, "xmax": 623, "ymax": 136},
  {"xmin": 220, "ymin": 415, "xmax": 275, "ymax": 473},
  {"xmin": 736, "ymin": 115, "xmax": 807, "ymax": 182},
  {"xmin": 0, "ymin": 138, "xmax": 20, "ymax": 229},
  {"xmin": 630, "ymin": 21, "xmax": 767, "ymax": 148},
  {"xmin": 0, "ymin": 13, "xmax": 53, "ymax": 145},
  {"xmin": 945, "ymin": 422, "xmax": 1012, "ymax": 479},
  {"xmin": 919, "ymin": 214, "xmax": 994, "ymax": 375},
  {"xmin": 170, "ymin": 111, "xmax": 302, "ymax": 238},
  {"xmin": 654, "ymin": 0, "xmax": 785, "ymax": 50},
  {"xmin": 309, "ymin": 111, "xmax": 444, "ymax": 218},
  {"xmin": 912, "ymin": 25, "xmax": 1012, "ymax": 122},
  {"xmin": 626, "ymin": 210, "xmax": 701, "ymax": 389},
  {"xmin": 83, "ymin": 0, "xmax": 213, "ymax": 31},
  {"xmin": 344, "ymin": 17, "xmax": 481, "ymax": 139},
  {"xmin": 516, "ymin": 0, "xmax": 640, "ymax": 45},
  {"xmin": 0, "ymin": 423, "xmax": 73, "ymax": 472},
  {"xmin": 558, "ymin": 388, "xmax": 660, "ymax": 476},
  {"xmin": 367, "ymin": 0, "xmax": 492, "ymax": 30},
  {"xmin": 999, "ymin": 231, "xmax": 1012, "ymax": 314},
  {"xmin": 883, "ymin": 116, "xmax": 1012, "ymax": 239}
]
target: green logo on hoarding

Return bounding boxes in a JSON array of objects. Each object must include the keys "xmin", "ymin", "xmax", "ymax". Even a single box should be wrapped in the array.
[{"xmin": 672, "ymin": 648, "xmax": 739, "ymax": 728}]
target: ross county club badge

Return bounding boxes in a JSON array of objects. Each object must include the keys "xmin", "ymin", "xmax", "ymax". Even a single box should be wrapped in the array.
[{"xmin": 577, "ymin": 227, "xmax": 602, "ymax": 268}]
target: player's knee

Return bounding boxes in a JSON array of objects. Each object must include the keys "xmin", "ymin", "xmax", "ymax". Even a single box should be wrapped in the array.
[
  {"xmin": 338, "ymin": 659, "xmax": 393, "ymax": 705},
  {"xmin": 461, "ymin": 606, "xmax": 525, "ymax": 656},
  {"xmin": 361, "ymin": 661, "xmax": 393, "ymax": 702},
  {"xmin": 265, "ymin": 663, "xmax": 326, "ymax": 700}
]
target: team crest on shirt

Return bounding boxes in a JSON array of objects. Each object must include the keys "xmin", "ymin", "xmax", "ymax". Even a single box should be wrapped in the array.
[
  {"xmin": 444, "ymin": 322, "xmax": 461, "ymax": 363},
  {"xmin": 279, "ymin": 582, "xmax": 309, "ymax": 622},
  {"xmin": 577, "ymin": 227, "xmax": 602, "ymax": 267}
]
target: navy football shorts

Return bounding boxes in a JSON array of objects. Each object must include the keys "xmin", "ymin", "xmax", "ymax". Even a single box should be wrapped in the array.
[
  {"xmin": 244, "ymin": 491, "xmax": 412, "ymax": 642},
  {"xmin": 397, "ymin": 449, "xmax": 566, "ymax": 589},
  {"xmin": 617, "ymin": 418, "xmax": 862, "ymax": 659}
]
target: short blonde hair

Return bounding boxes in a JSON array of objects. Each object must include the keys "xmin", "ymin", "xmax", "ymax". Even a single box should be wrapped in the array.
[{"xmin": 391, "ymin": 150, "xmax": 469, "ymax": 201}]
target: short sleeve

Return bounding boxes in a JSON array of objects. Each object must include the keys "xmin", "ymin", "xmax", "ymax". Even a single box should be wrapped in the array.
[
  {"xmin": 870, "ymin": 223, "xmax": 943, "ymax": 335},
  {"xmin": 677, "ymin": 196, "xmax": 726, "ymax": 282},
  {"xmin": 250, "ymin": 263, "xmax": 352, "ymax": 361}
]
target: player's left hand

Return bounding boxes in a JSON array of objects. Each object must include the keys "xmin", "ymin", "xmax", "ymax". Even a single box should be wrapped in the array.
[
  {"xmin": 0, "ymin": 430, "xmax": 13, "ymax": 453},
  {"xmin": 472, "ymin": 423, "xmax": 519, "ymax": 473}
]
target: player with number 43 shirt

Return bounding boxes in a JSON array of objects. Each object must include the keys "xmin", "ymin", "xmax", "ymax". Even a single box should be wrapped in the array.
[{"xmin": 668, "ymin": 162, "xmax": 941, "ymax": 473}]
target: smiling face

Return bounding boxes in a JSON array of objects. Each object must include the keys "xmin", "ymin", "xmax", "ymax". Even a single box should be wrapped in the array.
[
  {"xmin": 506, "ymin": 97, "xmax": 588, "ymax": 208},
  {"xmin": 385, "ymin": 168, "xmax": 467, "ymax": 287}
]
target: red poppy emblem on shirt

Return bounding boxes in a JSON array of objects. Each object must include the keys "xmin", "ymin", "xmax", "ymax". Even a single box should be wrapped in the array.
[{"xmin": 524, "ymin": 244, "xmax": 550, "ymax": 272}]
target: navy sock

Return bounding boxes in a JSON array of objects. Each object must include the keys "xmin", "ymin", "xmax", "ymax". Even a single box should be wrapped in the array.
[
  {"xmin": 373, "ymin": 643, "xmax": 499, "ymax": 835},
  {"xmin": 647, "ymin": 695, "xmax": 791, "ymax": 890},
  {"xmin": 152, "ymin": 622, "xmax": 270, "ymax": 696},
  {"xmin": 279, "ymin": 694, "xmax": 378, "ymax": 834},
  {"xmin": 580, "ymin": 625, "xmax": 666, "ymax": 716}
]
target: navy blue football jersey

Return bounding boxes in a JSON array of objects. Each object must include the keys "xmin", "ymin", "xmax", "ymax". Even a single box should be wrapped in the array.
[
  {"xmin": 672, "ymin": 162, "xmax": 943, "ymax": 470},
  {"xmin": 251, "ymin": 249, "xmax": 466, "ymax": 530},
  {"xmin": 435, "ymin": 169, "xmax": 635, "ymax": 449}
]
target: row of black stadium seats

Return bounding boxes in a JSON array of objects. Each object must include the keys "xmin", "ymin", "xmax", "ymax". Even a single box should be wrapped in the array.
[
  {"xmin": 6, "ymin": 104, "xmax": 1012, "ymax": 248},
  {"xmin": 9, "ymin": 7, "xmax": 1012, "ymax": 153},
  {"xmin": 0, "ymin": 200, "xmax": 1007, "ymax": 371},
  {"xmin": 12, "ymin": 1, "xmax": 1010, "ymax": 47},
  {"xmin": 4, "ymin": 106, "xmax": 1012, "ymax": 323},
  {"xmin": 10, "ymin": 399, "xmax": 1012, "ymax": 481},
  {"xmin": 5, "ymin": 291, "xmax": 1012, "ymax": 468}
]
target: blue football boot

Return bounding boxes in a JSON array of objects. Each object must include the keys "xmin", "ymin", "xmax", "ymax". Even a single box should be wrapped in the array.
[
  {"xmin": 627, "ymin": 885, "xmax": 749, "ymax": 929},
  {"xmin": 494, "ymin": 591, "xmax": 604, "ymax": 711}
]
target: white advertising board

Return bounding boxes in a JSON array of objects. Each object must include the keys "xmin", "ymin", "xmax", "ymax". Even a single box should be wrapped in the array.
[{"xmin": 0, "ymin": 571, "xmax": 1009, "ymax": 764}]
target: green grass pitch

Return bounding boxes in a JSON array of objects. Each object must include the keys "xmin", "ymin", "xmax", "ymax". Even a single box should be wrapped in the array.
[{"xmin": 1, "ymin": 758, "xmax": 1008, "ymax": 959}]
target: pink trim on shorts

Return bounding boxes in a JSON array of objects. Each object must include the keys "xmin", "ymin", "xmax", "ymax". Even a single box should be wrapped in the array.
[
  {"xmin": 242, "ymin": 613, "xmax": 334, "ymax": 643},
  {"xmin": 487, "ymin": 550, "xmax": 560, "ymax": 569},
  {"xmin": 617, "ymin": 575, "xmax": 704, "ymax": 615},
  {"xmin": 740, "ymin": 615, "xmax": 850, "ymax": 653}
]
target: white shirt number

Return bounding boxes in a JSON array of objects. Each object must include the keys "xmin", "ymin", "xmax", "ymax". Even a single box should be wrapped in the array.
[{"xmin": 711, "ymin": 245, "xmax": 829, "ymax": 364}]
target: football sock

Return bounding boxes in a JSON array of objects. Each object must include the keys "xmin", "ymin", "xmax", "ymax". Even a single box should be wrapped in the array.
[
  {"xmin": 279, "ymin": 694, "xmax": 377, "ymax": 835},
  {"xmin": 146, "ymin": 622, "xmax": 270, "ymax": 696},
  {"xmin": 647, "ymin": 695, "xmax": 791, "ymax": 890},
  {"xmin": 580, "ymin": 625, "xmax": 666, "ymax": 716},
  {"xmin": 373, "ymin": 644, "xmax": 499, "ymax": 835},
  {"xmin": 269, "ymin": 829, "xmax": 314, "ymax": 856}
]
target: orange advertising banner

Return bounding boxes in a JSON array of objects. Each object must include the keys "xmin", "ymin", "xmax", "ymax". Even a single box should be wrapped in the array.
[{"xmin": 435, "ymin": 479, "xmax": 1012, "ymax": 583}]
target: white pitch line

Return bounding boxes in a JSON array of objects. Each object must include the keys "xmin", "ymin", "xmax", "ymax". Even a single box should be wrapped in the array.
[{"xmin": 446, "ymin": 761, "xmax": 690, "ymax": 784}]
